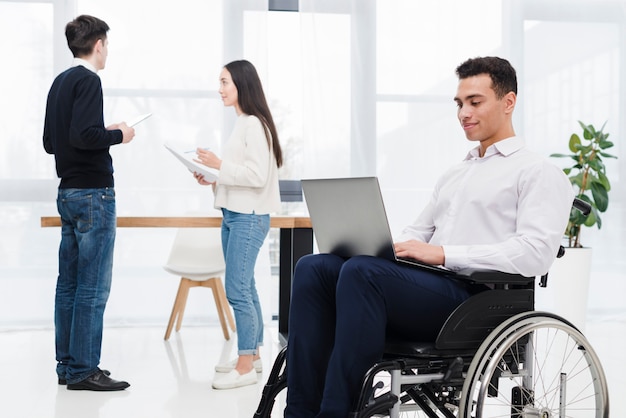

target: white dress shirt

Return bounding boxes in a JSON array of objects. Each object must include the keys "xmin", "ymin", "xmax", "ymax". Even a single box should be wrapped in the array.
[
  {"xmin": 213, "ymin": 114, "xmax": 281, "ymax": 215},
  {"xmin": 397, "ymin": 136, "xmax": 574, "ymax": 277}
]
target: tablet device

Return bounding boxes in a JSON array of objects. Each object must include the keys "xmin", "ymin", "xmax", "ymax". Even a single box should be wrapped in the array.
[{"xmin": 128, "ymin": 113, "xmax": 152, "ymax": 127}]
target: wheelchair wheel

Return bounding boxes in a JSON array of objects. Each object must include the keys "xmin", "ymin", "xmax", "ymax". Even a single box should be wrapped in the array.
[{"xmin": 458, "ymin": 312, "xmax": 609, "ymax": 418}]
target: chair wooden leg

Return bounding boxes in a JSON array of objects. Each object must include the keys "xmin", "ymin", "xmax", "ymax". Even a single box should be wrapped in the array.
[
  {"xmin": 174, "ymin": 278, "xmax": 193, "ymax": 333},
  {"xmin": 165, "ymin": 278, "xmax": 191, "ymax": 340},
  {"xmin": 165, "ymin": 276, "xmax": 236, "ymax": 341}
]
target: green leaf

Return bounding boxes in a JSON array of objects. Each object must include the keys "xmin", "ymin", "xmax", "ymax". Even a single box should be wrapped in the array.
[
  {"xmin": 599, "ymin": 140, "xmax": 614, "ymax": 149},
  {"xmin": 586, "ymin": 172, "xmax": 600, "ymax": 185},
  {"xmin": 597, "ymin": 171, "xmax": 611, "ymax": 191},
  {"xmin": 591, "ymin": 183, "xmax": 609, "ymax": 212},
  {"xmin": 569, "ymin": 172, "xmax": 584, "ymax": 188},
  {"xmin": 583, "ymin": 208, "xmax": 597, "ymax": 227},
  {"xmin": 571, "ymin": 210, "xmax": 590, "ymax": 228},
  {"xmin": 599, "ymin": 151, "xmax": 617, "ymax": 158},
  {"xmin": 579, "ymin": 144, "xmax": 594, "ymax": 154},
  {"xmin": 578, "ymin": 121, "xmax": 594, "ymax": 140},
  {"xmin": 568, "ymin": 134, "xmax": 581, "ymax": 153},
  {"xmin": 583, "ymin": 205, "xmax": 601, "ymax": 229},
  {"xmin": 588, "ymin": 158, "xmax": 605, "ymax": 173}
]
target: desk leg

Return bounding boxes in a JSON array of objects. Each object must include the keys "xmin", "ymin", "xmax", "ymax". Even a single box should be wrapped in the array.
[{"xmin": 278, "ymin": 227, "xmax": 313, "ymax": 345}]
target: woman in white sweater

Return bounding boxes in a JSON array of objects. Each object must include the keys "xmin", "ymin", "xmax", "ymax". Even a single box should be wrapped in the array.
[{"xmin": 193, "ymin": 60, "xmax": 283, "ymax": 390}]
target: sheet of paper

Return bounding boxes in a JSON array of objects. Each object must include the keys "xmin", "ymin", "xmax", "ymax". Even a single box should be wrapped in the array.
[
  {"xmin": 164, "ymin": 143, "xmax": 219, "ymax": 183},
  {"xmin": 128, "ymin": 113, "xmax": 153, "ymax": 127}
]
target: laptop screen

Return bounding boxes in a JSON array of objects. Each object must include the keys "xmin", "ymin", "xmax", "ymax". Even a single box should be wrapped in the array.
[{"xmin": 301, "ymin": 177, "xmax": 396, "ymax": 260}]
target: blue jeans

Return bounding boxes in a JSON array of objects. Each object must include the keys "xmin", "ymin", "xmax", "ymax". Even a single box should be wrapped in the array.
[
  {"xmin": 285, "ymin": 254, "xmax": 478, "ymax": 418},
  {"xmin": 221, "ymin": 208, "xmax": 270, "ymax": 355},
  {"xmin": 55, "ymin": 188, "xmax": 116, "ymax": 384}
]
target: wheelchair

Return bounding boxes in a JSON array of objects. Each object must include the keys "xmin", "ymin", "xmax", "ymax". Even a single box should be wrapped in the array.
[{"xmin": 254, "ymin": 199, "xmax": 609, "ymax": 418}]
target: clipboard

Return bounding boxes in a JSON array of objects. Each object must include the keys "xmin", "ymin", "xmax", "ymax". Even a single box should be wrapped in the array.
[{"xmin": 164, "ymin": 143, "xmax": 219, "ymax": 183}]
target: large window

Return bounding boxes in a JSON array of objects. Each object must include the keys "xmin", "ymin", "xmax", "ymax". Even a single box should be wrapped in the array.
[
  {"xmin": 1, "ymin": 0, "xmax": 625, "ymax": 328},
  {"xmin": 0, "ymin": 2, "xmax": 53, "ymax": 179},
  {"xmin": 243, "ymin": 9, "xmax": 352, "ymax": 180},
  {"xmin": 375, "ymin": 0, "xmax": 505, "ymax": 229}
]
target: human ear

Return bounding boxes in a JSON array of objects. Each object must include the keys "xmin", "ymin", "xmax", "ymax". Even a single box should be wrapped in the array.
[
  {"xmin": 504, "ymin": 91, "xmax": 516, "ymax": 114},
  {"xmin": 95, "ymin": 38, "xmax": 105, "ymax": 53}
]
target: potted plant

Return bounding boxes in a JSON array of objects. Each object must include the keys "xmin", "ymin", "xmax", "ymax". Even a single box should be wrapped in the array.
[
  {"xmin": 539, "ymin": 121, "xmax": 617, "ymax": 331},
  {"xmin": 550, "ymin": 121, "xmax": 617, "ymax": 248}
]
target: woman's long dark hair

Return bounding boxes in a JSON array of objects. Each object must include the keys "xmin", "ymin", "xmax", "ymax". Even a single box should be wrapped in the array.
[{"xmin": 224, "ymin": 60, "xmax": 283, "ymax": 168}]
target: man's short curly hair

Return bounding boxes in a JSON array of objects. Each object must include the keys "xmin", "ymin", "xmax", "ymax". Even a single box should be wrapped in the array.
[{"xmin": 456, "ymin": 56, "xmax": 517, "ymax": 99}]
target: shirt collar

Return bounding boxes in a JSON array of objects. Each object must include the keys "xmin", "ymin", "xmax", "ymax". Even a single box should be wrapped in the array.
[
  {"xmin": 464, "ymin": 136, "xmax": 524, "ymax": 160},
  {"xmin": 72, "ymin": 58, "xmax": 97, "ymax": 74}
]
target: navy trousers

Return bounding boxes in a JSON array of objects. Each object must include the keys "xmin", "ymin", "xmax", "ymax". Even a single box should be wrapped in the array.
[{"xmin": 284, "ymin": 254, "xmax": 476, "ymax": 418}]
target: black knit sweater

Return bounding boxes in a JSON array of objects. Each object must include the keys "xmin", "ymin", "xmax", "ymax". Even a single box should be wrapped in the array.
[{"xmin": 43, "ymin": 65, "xmax": 123, "ymax": 189}]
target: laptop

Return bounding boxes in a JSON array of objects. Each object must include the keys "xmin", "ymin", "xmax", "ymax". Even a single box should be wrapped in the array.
[{"xmin": 301, "ymin": 177, "xmax": 451, "ymax": 275}]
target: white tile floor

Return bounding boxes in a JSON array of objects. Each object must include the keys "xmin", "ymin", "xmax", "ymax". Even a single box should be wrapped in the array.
[
  {"xmin": 0, "ymin": 316, "xmax": 623, "ymax": 418},
  {"xmin": 0, "ymin": 324, "xmax": 286, "ymax": 418}
]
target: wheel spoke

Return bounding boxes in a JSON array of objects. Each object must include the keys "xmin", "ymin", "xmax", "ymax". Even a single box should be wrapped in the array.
[{"xmin": 459, "ymin": 313, "xmax": 608, "ymax": 418}]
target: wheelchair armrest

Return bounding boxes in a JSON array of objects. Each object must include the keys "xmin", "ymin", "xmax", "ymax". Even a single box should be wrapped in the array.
[{"xmin": 454, "ymin": 269, "xmax": 534, "ymax": 286}]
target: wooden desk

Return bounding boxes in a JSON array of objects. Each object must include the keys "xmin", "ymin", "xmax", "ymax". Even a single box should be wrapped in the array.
[
  {"xmin": 41, "ymin": 216, "xmax": 313, "ymax": 343},
  {"xmin": 40, "ymin": 216, "xmax": 311, "ymax": 229}
]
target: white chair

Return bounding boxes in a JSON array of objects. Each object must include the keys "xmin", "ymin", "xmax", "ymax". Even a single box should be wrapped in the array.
[{"xmin": 163, "ymin": 227, "xmax": 236, "ymax": 340}]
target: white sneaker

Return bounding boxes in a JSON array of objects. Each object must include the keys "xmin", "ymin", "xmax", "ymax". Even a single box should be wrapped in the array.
[
  {"xmin": 212, "ymin": 369, "xmax": 257, "ymax": 390},
  {"xmin": 214, "ymin": 358, "xmax": 263, "ymax": 373}
]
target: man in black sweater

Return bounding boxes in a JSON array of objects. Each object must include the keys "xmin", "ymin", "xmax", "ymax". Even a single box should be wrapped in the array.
[{"xmin": 43, "ymin": 15, "xmax": 135, "ymax": 391}]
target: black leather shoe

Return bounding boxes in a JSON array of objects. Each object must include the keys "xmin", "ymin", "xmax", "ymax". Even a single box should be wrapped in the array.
[
  {"xmin": 66, "ymin": 370, "xmax": 130, "ymax": 391},
  {"xmin": 58, "ymin": 369, "xmax": 110, "ymax": 385}
]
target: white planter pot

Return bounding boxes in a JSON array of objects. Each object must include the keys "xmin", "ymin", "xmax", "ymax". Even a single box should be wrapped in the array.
[{"xmin": 535, "ymin": 247, "xmax": 592, "ymax": 333}]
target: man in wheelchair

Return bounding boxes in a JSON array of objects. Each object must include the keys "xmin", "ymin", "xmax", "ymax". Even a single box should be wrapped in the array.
[{"xmin": 283, "ymin": 57, "xmax": 575, "ymax": 417}]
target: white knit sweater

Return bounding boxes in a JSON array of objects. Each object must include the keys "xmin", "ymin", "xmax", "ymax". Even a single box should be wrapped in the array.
[{"xmin": 213, "ymin": 114, "xmax": 281, "ymax": 215}]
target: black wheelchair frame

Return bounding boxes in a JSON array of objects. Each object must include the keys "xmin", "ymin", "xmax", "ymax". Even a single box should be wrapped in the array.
[{"xmin": 254, "ymin": 198, "xmax": 610, "ymax": 417}]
